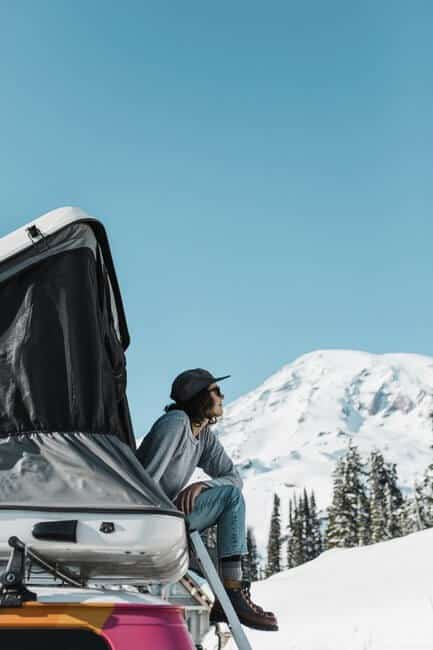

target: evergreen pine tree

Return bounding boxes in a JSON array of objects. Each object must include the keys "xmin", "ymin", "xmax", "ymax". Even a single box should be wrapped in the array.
[
  {"xmin": 357, "ymin": 491, "xmax": 371, "ymax": 546},
  {"xmin": 368, "ymin": 449, "xmax": 388, "ymax": 543},
  {"xmin": 384, "ymin": 462, "xmax": 403, "ymax": 539},
  {"xmin": 243, "ymin": 527, "xmax": 259, "ymax": 582},
  {"xmin": 286, "ymin": 493, "xmax": 304, "ymax": 568},
  {"xmin": 309, "ymin": 490, "xmax": 323, "ymax": 559},
  {"xmin": 398, "ymin": 494, "xmax": 418, "ymax": 535},
  {"xmin": 383, "ymin": 483, "xmax": 398, "ymax": 540},
  {"xmin": 287, "ymin": 498, "xmax": 294, "ymax": 569},
  {"xmin": 302, "ymin": 488, "xmax": 314, "ymax": 561},
  {"xmin": 369, "ymin": 451, "xmax": 404, "ymax": 542},
  {"xmin": 287, "ymin": 489, "xmax": 323, "ymax": 567},
  {"xmin": 291, "ymin": 494, "xmax": 305, "ymax": 566},
  {"xmin": 266, "ymin": 493, "xmax": 282, "ymax": 577},
  {"xmin": 326, "ymin": 441, "xmax": 368, "ymax": 548},
  {"xmin": 414, "ymin": 478, "xmax": 430, "ymax": 529},
  {"xmin": 421, "ymin": 463, "xmax": 433, "ymax": 527},
  {"xmin": 326, "ymin": 455, "xmax": 347, "ymax": 549},
  {"xmin": 399, "ymin": 481, "xmax": 428, "ymax": 534},
  {"xmin": 342, "ymin": 441, "xmax": 367, "ymax": 547}
]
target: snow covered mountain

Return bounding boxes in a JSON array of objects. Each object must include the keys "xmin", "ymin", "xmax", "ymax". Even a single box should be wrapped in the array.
[
  {"xmin": 226, "ymin": 527, "xmax": 433, "ymax": 650},
  {"xmin": 206, "ymin": 350, "xmax": 433, "ymax": 551}
]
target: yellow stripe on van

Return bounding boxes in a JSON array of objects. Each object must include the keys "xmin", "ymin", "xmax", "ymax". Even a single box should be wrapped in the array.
[{"xmin": 0, "ymin": 602, "xmax": 115, "ymax": 631}]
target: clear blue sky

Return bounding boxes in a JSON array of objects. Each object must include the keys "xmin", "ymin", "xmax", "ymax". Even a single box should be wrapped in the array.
[{"xmin": 1, "ymin": 1, "xmax": 432, "ymax": 435}]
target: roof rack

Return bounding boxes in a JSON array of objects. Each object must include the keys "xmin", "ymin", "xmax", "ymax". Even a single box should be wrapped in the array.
[{"xmin": 0, "ymin": 536, "xmax": 88, "ymax": 608}]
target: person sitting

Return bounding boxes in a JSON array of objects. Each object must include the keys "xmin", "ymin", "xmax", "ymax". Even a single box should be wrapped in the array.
[{"xmin": 136, "ymin": 368, "xmax": 278, "ymax": 631}]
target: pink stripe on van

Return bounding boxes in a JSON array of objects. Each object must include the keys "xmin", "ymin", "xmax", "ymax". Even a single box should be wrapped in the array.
[{"xmin": 101, "ymin": 604, "xmax": 195, "ymax": 650}]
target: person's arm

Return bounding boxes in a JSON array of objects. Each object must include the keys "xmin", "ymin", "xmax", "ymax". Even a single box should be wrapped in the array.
[
  {"xmin": 198, "ymin": 428, "xmax": 243, "ymax": 490},
  {"xmin": 136, "ymin": 412, "xmax": 187, "ymax": 482}
]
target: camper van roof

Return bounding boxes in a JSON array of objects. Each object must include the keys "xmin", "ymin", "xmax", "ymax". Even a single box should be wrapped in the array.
[{"xmin": 0, "ymin": 206, "xmax": 130, "ymax": 349}]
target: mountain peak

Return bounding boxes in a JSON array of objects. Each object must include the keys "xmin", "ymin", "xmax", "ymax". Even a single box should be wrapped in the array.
[{"xmin": 208, "ymin": 349, "xmax": 433, "ymax": 549}]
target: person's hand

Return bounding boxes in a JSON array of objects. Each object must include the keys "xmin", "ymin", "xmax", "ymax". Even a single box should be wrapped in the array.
[{"xmin": 175, "ymin": 482, "xmax": 208, "ymax": 515}]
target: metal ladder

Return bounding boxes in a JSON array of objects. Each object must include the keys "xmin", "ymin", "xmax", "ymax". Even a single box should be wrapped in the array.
[{"xmin": 189, "ymin": 530, "xmax": 252, "ymax": 650}]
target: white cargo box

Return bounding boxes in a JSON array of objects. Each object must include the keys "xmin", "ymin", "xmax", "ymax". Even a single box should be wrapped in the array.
[{"xmin": 0, "ymin": 509, "xmax": 188, "ymax": 584}]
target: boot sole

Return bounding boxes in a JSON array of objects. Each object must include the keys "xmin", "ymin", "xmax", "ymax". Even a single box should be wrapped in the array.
[
  {"xmin": 240, "ymin": 620, "xmax": 279, "ymax": 632},
  {"xmin": 210, "ymin": 615, "xmax": 279, "ymax": 632}
]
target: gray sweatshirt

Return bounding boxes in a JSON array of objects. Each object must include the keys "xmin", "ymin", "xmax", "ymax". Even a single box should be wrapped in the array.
[{"xmin": 136, "ymin": 409, "xmax": 243, "ymax": 501}]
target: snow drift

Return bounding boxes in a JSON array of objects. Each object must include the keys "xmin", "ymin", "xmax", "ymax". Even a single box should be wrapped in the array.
[{"xmin": 226, "ymin": 526, "xmax": 433, "ymax": 650}]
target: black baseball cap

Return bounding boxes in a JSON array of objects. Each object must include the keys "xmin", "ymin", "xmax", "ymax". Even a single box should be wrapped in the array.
[{"xmin": 170, "ymin": 368, "xmax": 231, "ymax": 403}]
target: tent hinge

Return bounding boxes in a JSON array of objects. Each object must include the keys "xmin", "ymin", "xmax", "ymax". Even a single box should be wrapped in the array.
[
  {"xmin": 0, "ymin": 537, "xmax": 37, "ymax": 608},
  {"xmin": 26, "ymin": 225, "xmax": 50, "ymax": 252}
]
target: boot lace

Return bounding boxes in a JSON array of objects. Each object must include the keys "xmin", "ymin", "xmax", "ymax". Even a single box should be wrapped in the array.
[{"xmin": 240, "ymin": 580, "xmax": 264, "ymax": 613}]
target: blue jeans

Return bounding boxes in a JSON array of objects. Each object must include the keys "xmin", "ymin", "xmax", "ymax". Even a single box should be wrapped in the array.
[{"xmin": 186, "ymin": 485, "xmax": 248, "ymax": 558}]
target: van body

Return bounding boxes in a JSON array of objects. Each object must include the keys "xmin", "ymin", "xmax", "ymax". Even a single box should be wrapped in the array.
[{"xmin": 0, "ymin": 587, "xmax": 195, "ymax": 650}]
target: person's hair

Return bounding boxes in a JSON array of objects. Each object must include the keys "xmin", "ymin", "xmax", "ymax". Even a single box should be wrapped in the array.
[{"xmin": 164, "ymin": 387, "xmax": 218, "ymax": 426}]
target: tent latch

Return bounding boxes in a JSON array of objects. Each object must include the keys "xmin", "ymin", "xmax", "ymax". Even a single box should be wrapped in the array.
[{"xmin": 26, "ymin": 225, "xmax": 49, "ymax": 251}]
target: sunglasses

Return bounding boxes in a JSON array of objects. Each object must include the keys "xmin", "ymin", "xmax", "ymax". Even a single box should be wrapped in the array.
[{"xmin": 208, "ymin": 386, "xmax": 224, "ymax": 398}]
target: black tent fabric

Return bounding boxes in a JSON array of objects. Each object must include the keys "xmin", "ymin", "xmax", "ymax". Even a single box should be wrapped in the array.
[
  {"xmin": 0, "ymin": 217, "xmax": 183, "ymax": 515},
  {"xmin": 0, "ymin": 223, "xmax": 134, "ymax": 448}
]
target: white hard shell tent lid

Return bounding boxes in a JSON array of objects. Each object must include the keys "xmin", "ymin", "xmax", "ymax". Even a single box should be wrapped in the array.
[{"xmin": 0, "ymin": 206, "xmax": 91, "ymax": 263}]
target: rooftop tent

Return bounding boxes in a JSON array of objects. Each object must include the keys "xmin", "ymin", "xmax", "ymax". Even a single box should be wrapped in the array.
[
  {"xmin": 0, "ymin": 208, "xmax": 188, "ymax": 583},
  {"xmin": 0, "ymin": 207, "xmax": 134, "ymax": 447}
]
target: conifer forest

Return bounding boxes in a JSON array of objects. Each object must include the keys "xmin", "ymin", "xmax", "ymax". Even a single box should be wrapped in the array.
[{"xmin": 255, "ymin": 441, "xmax": 433, "ymax": 578}]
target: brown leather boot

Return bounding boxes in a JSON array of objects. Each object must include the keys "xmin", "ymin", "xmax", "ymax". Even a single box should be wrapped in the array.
[
  {"xmin": 210, "ymin": 580, "xmax": 278, "ymax": 624},
  {"xmin": 240, "ymin": 580, "xmax": 276, "ymax": 618},
  {"xmin": 210, "ymin": 579, "xmax": 278, "ymax": 631}
]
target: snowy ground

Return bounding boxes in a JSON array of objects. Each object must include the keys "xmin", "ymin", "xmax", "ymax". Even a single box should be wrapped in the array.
[{"xmin": 224, "ymin": 527, "xmax": 433, "ymax": 650}]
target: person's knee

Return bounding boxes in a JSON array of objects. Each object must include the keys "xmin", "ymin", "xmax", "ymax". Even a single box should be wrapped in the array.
[{"xmin": 224, "ymin": 485, "xmax": 245, "ymax": 506}]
